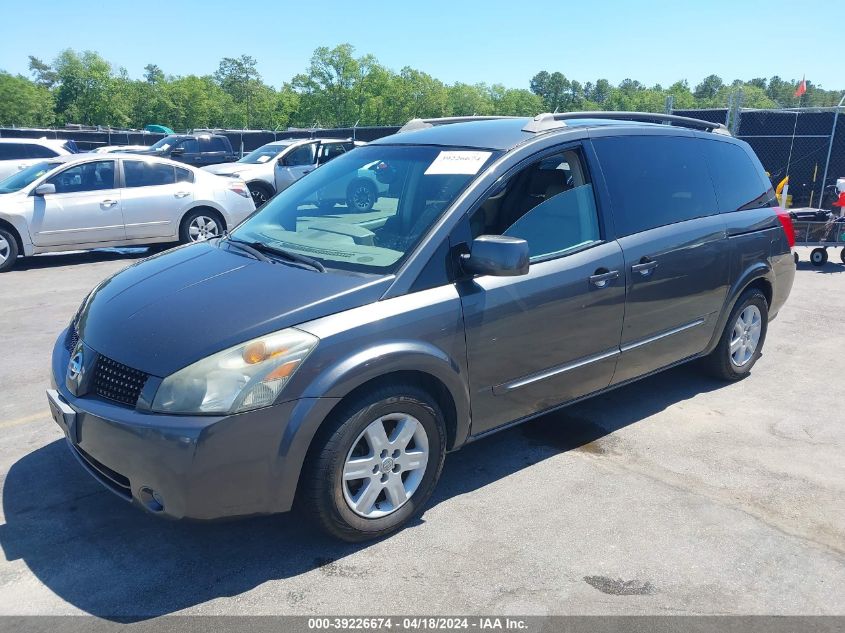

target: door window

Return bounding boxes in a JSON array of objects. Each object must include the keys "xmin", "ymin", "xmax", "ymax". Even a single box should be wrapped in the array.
[
  {"xmin": 208, "ymin": 136, "xmax": 229, "ymax": 152},
  {"xmin": 175, "ymin": 139, "xmax": 199, "ymax": 154},
  {"xmin": 470, "ymin": 148, "xmax": 601, "ymax": 259},
  {"xmin": 47, "ymin": 161, "xmax": 116, "ymax": 193},
  {"xmin": 284, "ymin": 144, "xmax": 317, "ymax": 167},
  {"xmin": 26, "ymin": 144, "xmax": 60, "ymax": 159},
  {"xmin": 0, "ymin": 144, "xmax": 26, "ymax": 160},
  {"xmin": 592, "ymin": 135, "xmax": 718, "ymax": 236},
  {"xmin": 318, "ymin": 143, "xmax": 349, "ymax": 164},
  {"xmin": 123, "ymin": 160, "xmax": 176, "ymax": 188}
]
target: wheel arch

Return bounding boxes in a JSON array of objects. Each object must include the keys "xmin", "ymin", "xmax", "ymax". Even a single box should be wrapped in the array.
[
  {"xmin": 0, "ymin": 217, "xmax": 25, "ymax": 253},
  {"xmin": 704, "ymin": 265, "xmax": 773, "ymax": 355}
]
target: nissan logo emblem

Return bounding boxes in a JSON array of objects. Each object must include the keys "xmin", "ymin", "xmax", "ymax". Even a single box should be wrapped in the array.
[{"xmin": 68, "ymin": 350, "xmax": 84, "ymax": 381}]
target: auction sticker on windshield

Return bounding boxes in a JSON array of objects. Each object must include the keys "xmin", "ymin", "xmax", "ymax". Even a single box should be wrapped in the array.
[{"xmin": 425, "ymin": 151, "xmax": 492, "ymax": 175}]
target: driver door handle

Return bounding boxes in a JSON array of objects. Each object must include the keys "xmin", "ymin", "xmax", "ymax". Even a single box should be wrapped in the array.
[
  {"xmin": 174, "ymin": 191, "xmax": 190, "ymax": 198},
  {"xmin": 101, "ymin": 199, "xmax": 118, "ymax": 208},
  {"xmin": 589, "ymin": 269, "xmax": 620, "ymax": 288}
]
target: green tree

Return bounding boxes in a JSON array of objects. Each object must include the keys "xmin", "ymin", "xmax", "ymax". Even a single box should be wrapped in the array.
[{"xmin": 0, "ymin": 72, "xmax": 54, "ymax": 126}]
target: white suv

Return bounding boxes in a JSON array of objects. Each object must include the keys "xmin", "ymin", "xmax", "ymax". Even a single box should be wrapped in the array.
[
  {"xmin": 0, "ymin": 153, "xmax": 255, "ymax": 272},
  {"xmin": 0, "ymin": 138, "xmax": 77, "ymax": 181}
]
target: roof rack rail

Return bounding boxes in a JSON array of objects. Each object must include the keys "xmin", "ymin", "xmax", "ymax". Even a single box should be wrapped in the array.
[
  {"xmin": 522, "ymin": 111, "xmax": 731, "ymax": 135},
  {"xmin": 399, "ymin": 115, "xmax": 519, "ymax": 133}
]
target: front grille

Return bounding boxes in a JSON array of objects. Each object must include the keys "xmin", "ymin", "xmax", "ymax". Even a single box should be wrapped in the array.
[
  {"xmin": 93, "ymin": 355, "xmax": 149, "ymax": 407},
  {"xmin": 65, "ymin": 325, "xmax": 79, "ymax": 352}
]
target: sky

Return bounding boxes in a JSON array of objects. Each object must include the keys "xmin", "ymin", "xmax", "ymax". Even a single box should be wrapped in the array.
[{"xmin": 0, "ymin": 0, "xmax": 841, "ymax": 91}]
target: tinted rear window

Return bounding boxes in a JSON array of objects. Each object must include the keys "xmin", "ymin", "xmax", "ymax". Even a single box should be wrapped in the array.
[
  {"xmin": 593, "ymin": 135, "xmax": 718, "ymax": 236},
  {"xmin": 26, "ymin": 144, "xmax": 59, "ymax": 158},
  {"xmin": 702, "ymin": 139, "xmax": 776, "ymax": 212}
]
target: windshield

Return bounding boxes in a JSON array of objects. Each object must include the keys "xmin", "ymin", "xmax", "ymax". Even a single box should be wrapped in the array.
[
  {"xmin": 238, "ymin": 143, "xmax": 291, "ymax": 164},
  {"xmin": 0, "ymin": 161, "xmax": 59, "ymax": 193},
  {"xmin": 149, "ymin": 135, "xmax": 179, "ymax": 152},
  {"xmin": 231, "ymin": 145, "xmax": 497, "ymax": 273}
]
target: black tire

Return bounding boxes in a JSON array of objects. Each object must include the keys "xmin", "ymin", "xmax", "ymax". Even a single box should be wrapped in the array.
[
  {"xmin": 0, "ymin": 227, "xmax": 20, "ymax": 273},
  {"xmin": 346, "ymin": 179, "xmax": 377, "ymax": 212},
  {"xmin": 704, "ymin": 288, "xmax": 769, "ymax": 381},
  {"xmin": 179, "ymin": 208, "xmax": 225, "ymax": 244},
  {"xmin": 247, "ymin": 182, "xmax": 273, "ymax": 209},
  {"xmin": 810, "ymin": 247, "xmax": 828, "ymax": 266},
  {"xmin": 794, "ymin": 251, "xmax": 799, "ymax": 265},
  {"xmin": 300, "ymin": 384, "xmax": 447, "ymax": 542},
  {"xmin": 840, "ymin": 248, "xmax": 845, "ymax": 264}
]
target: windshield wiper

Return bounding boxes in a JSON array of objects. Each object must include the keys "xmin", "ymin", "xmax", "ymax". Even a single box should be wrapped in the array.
[
  {"xmin": 227, "ymin": 237, "xmax": 326, "ymax": 272},
  {"xmin": 224, "ymin": 237, "xmax": 271, "ymax": 263}
]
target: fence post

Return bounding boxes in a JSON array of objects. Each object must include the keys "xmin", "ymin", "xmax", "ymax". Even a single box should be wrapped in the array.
[
  {"xmin": 819, "ymin": 92, "xmax": 845, "ymax": 209},
  {"xmin": 664, "ymin": 95, "xmax": 674, "ymax": 115}
]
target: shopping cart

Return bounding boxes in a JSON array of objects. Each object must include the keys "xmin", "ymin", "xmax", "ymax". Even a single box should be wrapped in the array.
[{"xmin": 792, "ymin": 217, "xmax": 845, "ymax": 266}]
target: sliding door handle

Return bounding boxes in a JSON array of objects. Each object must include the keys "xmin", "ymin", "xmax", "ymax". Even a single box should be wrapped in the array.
[
  {"xmin": 589, "ymin": 269, "xmax": 620, "ymax": 288},
  {"xmin": 631, "ymin": 258, "xmax": 659, "ymax": 277}
]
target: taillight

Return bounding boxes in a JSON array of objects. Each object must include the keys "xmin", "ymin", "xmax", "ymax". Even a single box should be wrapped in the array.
[
  {"xmin": 775, "ymin": 208, "xmax": 795, "ymax": 248},
  {"xmin": 227, "ymin": 181, "xmax": 250, "ymax": 198}
]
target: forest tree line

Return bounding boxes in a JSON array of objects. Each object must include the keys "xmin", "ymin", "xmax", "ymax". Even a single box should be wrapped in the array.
[{"xmin": 1, "ymin": 44, "xmax": 842, "ymax": 131}]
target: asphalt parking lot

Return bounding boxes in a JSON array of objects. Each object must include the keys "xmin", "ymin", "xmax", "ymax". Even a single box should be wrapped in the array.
[{"xmin": 0, "ymin": 246, "xmax": 842, "ymax": 619}]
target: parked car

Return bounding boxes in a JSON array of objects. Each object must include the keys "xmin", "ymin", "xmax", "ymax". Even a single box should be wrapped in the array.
[
  {"xmin": 127, "ymin": 133, "xmax": 238, "ymax": 167},
  {"xmin": 0, "ymin": 153, "xmax": 254, "ymax": 272},
  {"xmin": 273, "ymin": 138, "xmax": 363, "ymax": 195},
  {"xmin": 205, "ymin": 138, "xmax": 362, "ymax": 208},
  {"xmin": 0, "ymin": 138, "xmax": 77, "ymax": 181},
  {"xmin": 47, "ymin": 113, "xmax": 795, "ymax": 541},
  {"xmin": 92, "ymin": 145, "xmax": 149, "ymax": 154}
]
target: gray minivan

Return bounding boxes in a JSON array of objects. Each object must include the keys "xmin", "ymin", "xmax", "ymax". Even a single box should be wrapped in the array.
[{"xmin": 48, "ymin": 113, "xmax": 795, "ymax": 541}]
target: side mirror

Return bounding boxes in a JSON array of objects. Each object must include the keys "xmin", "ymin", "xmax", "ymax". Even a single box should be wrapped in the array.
[
  {"xmin": 461, "ymin": 235, "xmax": 529, "ymax": 277},
  {"xmin": 170, "ymin": 147, "xmax": 184, "ymax": 157},
  {"xmin": 34, "ymin": 183, "xmax": 56, "ymax": 196}
]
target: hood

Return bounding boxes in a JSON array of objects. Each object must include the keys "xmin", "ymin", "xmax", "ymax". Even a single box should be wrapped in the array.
[
  {"xmin": 76, "ymin": 241, "xmax": 392, "ymax": 377},
  {"xmin": 203, "ymin": 162, "xmax": 253, "ymax": 176}
]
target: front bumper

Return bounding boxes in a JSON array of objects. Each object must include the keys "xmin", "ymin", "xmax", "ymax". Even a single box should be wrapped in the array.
[{"xmin": 49, "ymin": 329, "xmax": 338, "ymax": 520}]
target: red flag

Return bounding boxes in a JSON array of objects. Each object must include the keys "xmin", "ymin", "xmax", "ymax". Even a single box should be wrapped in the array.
[{"xmin": 794, "ymin": 76, "xmax": 807, "ymax": 97}]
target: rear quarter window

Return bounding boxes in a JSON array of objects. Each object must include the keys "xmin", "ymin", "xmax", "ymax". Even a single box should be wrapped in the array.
[
  {"xmin": 701, "ymin": 139, "xmax": 776, "ymax": 212},
  {"xmin": 592, "ymin": 135, "xmax": 718, "ymax": 236}
]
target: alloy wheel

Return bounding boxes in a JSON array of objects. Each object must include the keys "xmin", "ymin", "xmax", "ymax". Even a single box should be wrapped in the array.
[
  {"xmin": 350, "ymin": 184, "xmax": 374, "ymax": 210},
  {"xmin": 188, "ymin": 216, "xmax": 220, "ymax": 242},
  {"xmin": 342, "ymin": 413, "xmax": 429, "ymax": 518},
  {"xmin": 729, "ymin": 305, "xmax": 762, "ymax": 367},
  {"xmin": 0, "ymin": 234, "xmax": 9, "ymax": 265}
]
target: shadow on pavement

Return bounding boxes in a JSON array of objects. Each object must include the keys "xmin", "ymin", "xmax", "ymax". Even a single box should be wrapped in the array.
[
  {"xmin": 795, "ymin": 258, "xmax": 845, "ymax": 274},
  {"xmin": 0, "ymin": 364, "xmax": 723, "ymax": 619}
]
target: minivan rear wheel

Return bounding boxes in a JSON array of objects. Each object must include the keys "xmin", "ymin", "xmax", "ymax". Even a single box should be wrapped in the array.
[
  {"xmin": 704, "ymin": 288, "xmax": 768, "ymax": 381},
  {"xmin": 301, "ymin": 384, "xmax": 446, "ymax": 542}
]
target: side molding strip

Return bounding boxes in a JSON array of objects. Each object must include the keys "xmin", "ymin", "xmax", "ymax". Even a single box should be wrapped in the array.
[
  {"xmin": 493, "ymin": 348, "xmax": 620, "ymax": 395},
  {"xmin": 620, "ymin": 318, "xmax": 706, "ymax": 353}
]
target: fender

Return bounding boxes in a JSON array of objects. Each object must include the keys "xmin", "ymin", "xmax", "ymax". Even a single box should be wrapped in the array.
[
  {"xmin": 300, "ymin": 340, "xmax": 471, "ymax": 449},
  {"xmin": 704, "ymin": 261, "xmax": 773, "ymax": 355},
  {"xmin": 268, "ymin": 341, "xmax": 472, "ymax": 512},
  {"xmin": 0, "ymin": 213, "xmax": 34, "ymax": 255}
]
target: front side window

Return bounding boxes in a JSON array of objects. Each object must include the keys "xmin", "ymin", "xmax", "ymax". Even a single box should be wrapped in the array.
[
  {"xmin": 48, "ymin": 161, "xmax": 116, "ymax": 193},
  {"xmin": 0, "ymin": 160, "xmax": 59, "ymax": 193},
  {"xmin": 149, "ymin": 135, "xmax": 178, "ymax": 152},
  {"xmin": 176, "ymin": 138, "xmax": 199, "ymax": 154},
  {"xmin": 232, "ymin": 145, "xmax": 498, "ymax": 273},
  {"xmin": 592, "ymin": 135, "xmax": 718, "ymax": 236},
  {"xmin": 123, "ymin": 160, "xmax": 176, "ymax": 188},
  {"xmin": 284, "ymin": 144, "xmax": 317, "ymax": 167},
  {"xmin": 470, "ymin": 148, "xmax": 600, "ymax": 260}
]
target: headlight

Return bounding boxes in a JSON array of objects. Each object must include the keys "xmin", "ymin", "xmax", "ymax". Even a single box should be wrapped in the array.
[{"xmin": 151, "ymin": 328, "xmax": 318, "ymax": 414}]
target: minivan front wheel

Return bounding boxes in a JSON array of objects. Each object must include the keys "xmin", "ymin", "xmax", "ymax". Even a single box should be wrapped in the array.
[
  {"xmin": 705, "ymin": 288, "xmax": 768, "ymax": 381},
  {"xmin": 301, "ymin": 385, "xmax": 446, "ymax": 541}
]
